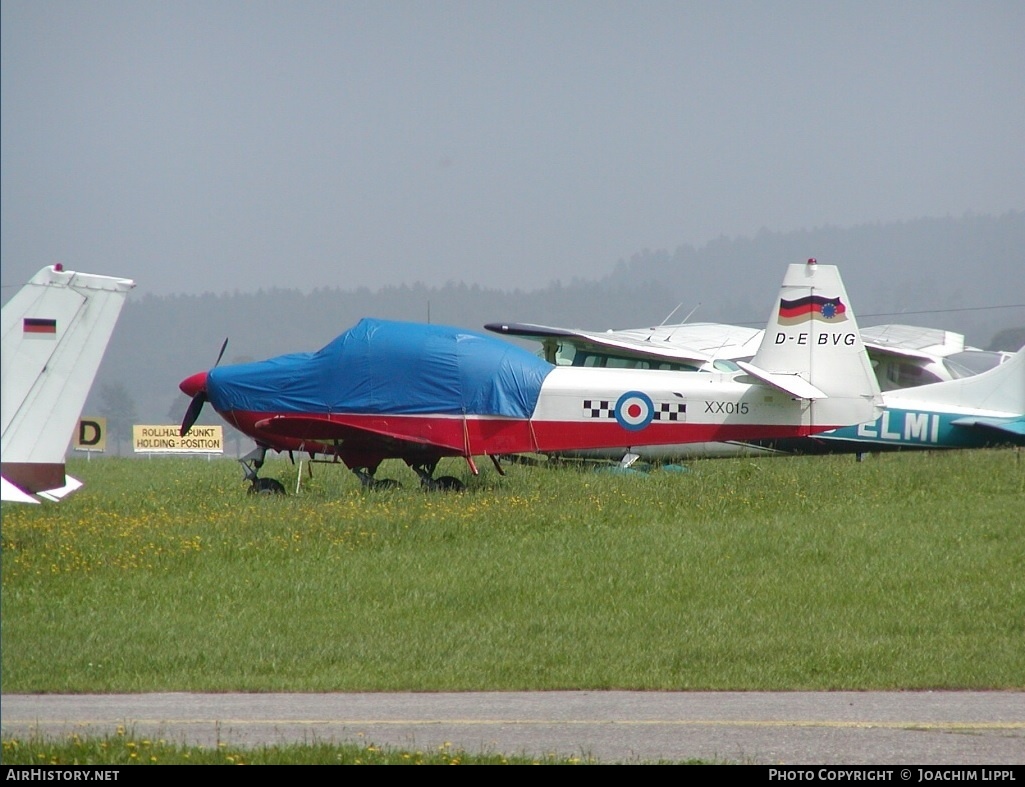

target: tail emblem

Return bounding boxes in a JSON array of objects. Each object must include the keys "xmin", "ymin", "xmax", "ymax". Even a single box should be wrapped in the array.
[
  {"xmin": 778, "ymin": 295, "xmax": 848, "ymax": 325},
  {"xmin": 23, "ymin": 317, "xmax": 57, "ymax": 338}
]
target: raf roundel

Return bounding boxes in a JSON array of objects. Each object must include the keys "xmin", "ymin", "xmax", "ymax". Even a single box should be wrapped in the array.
[{"xmin": 615, "ymin": 391, "xmax": 654, "ymax": 431}]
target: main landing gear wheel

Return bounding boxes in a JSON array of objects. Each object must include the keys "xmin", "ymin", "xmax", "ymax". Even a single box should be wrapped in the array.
[
  {"xmin": 409, "ymin": 460, "xmax": 466, "ymax": 492},
  {"xmin": 353, "ymin": 468, "xmax": 402, "ymax": 490},
  {"xmin": 425, "ymin": 475, "xmax": 465, "ymax": 492},
  {"xmin": 249, "ymin": 477, "xmax": 286, "ymax": 495}
]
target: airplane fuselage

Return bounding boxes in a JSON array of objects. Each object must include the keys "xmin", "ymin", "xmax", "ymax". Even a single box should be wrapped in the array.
[
  {"xmin": 814, "ymin": 407, "xmax": 1019, "ymax": 451},
  {"xmin": 214, "ymin": 366, "xmax": 840, "ymax": 468},
  {"xmin": 180, "ymin": 263, "xmax": 886, "ymax": 487}
]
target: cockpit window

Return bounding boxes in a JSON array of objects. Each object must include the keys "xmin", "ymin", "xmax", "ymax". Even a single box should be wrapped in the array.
[
  {"xmin": 568, "ymin": 350, "xmax": 699, "ymax": 372},
  {"xmin": 943, "ymin": 351, "xmax": 1005, "ymax": 378},
  {"xmin": 553, "ymin": 343, "xmax": 577, "ymax": 366},
  {"xmin": 877, "ymin": 359, "xmax": 943, "ymax": 390}
]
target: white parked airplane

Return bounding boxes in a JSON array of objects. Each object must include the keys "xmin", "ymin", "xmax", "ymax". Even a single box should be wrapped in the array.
[
  {"xmin": 485, "ymin": 320, "xmax": 1010, "ymax": 389},
  {"xmin": 486, "ymin": 264, "xmax": 1020, "ymax": 462},
  {"xmin": 858, "ymin": 323, "xmax": 1012, "ymax": 391},
  {"xmin": 1, "ymin": 265, "xmax": 135, "ymax": 503}
]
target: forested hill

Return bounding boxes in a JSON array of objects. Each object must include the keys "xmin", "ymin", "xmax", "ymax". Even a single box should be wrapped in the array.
[{"xmin": 90, "ymin": 212, "xmax": 1024, "ymax": 429}]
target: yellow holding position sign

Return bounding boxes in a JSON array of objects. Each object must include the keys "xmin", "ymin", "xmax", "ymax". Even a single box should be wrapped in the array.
[{"xmin": 133, "ymin": 425, "xmax": 223, "ymax": 453}]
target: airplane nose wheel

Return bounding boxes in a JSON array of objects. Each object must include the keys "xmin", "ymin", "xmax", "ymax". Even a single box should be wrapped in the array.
[
  {"xmin": 239, "ymin": 447, "xmax": 285, "ymax": 495},
  {"xmin": 249, "ymin": 477, "xmax": 286, "ymax": 495}
]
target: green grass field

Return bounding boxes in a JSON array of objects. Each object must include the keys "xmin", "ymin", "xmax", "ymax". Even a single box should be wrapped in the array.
[
  {"xmin": 2, "ymin": 449, "xmax": 1023, "ymax": 692},
  {"xmin": 1, "ymin": 732, "xmax": 605, "ymax": 765}
]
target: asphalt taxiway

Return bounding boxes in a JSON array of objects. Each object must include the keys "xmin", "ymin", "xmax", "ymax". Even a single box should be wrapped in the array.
[{"xmin": 3, "ymin": 691, "xmax": 1023, "ymax": 764}]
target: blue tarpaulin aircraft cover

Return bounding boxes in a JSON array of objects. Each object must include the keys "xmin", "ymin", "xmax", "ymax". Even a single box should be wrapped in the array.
[{"xmin": 207, "ymin": 318, "xmax": 554, "ymax": 418}]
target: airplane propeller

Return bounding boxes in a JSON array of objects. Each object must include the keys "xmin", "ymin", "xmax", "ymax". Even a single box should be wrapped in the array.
[
  {"xmin": 180, "ymin": 389, "xmax": 207, "ymax": 437},
  {"xmin": 180, "ymin": 338, "xmax": 228, "ymax": 437},
  {"xmin": 212, "ymin": 336, "xmax": 229, "ymax": 368}
]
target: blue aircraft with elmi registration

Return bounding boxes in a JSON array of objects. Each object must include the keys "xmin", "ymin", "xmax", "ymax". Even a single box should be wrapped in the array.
[{"xmin": 791, "ymin": 345, "xmax": 1024, "ymax": 453}]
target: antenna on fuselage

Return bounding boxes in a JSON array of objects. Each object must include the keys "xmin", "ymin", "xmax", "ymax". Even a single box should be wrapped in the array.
[
  {"xmin": 661, "ymin": 304, "xmax": 702, "ymax": 343},
  {"xmin": 657, "ymin": 302, "xmax": 685, "ymax": 327}
]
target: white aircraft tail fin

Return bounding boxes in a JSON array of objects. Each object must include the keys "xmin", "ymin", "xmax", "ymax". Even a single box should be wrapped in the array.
[
  {"xmin": 885, "ymin": 346, "xmax": 1024, "ymax": 414},
  {"xmin": 744, "ymin": 259, "xmax": 881, "ymax": 428},
  {"xmin": 2, "ymin": 265, "xmax": 134, "ymax": 502}
]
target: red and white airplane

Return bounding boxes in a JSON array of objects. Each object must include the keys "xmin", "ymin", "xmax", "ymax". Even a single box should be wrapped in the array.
[{"xmin": 179, "ymin": 260, "xmax": 881, "ymax": 491}]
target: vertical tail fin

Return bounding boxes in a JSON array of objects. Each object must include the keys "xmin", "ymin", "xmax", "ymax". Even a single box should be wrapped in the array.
[
  {"xmin": 741, "ymin": 259, "xmax": 881, "ymax": 428},
  {"xmin": 2, "ymin": 265, "xmax": 134, "ymax": 500}
]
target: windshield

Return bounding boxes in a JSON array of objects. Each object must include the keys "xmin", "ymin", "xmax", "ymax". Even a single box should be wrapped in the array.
[{"xmin": 943, "ymin": 351, "xmax": 1006, "ymax": 378}]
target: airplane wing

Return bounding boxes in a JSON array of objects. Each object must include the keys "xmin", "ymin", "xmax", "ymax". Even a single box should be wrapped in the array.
[
  {"xmin": 253, "ymin": 414, "xmax": 466, "ymax": 454},
  {"xmin": 484, "ymin": 321, "xmax": 762, "ymax": 365},
  {"xmin": 488, "ymin": 321, "xmax": 998, "ymax": 380},
  {"xmin": 861, "ymin": 324, "xmax": 971, "ymax": 361}
]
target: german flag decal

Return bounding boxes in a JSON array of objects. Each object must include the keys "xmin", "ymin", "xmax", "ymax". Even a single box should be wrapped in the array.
[
  {"xmin": 23, "ymin": 318, "xmax": 57, "ymax": 338},
  {"xmin": 778, "ymin": 296, "xmax": 847, "ymax": 325}
]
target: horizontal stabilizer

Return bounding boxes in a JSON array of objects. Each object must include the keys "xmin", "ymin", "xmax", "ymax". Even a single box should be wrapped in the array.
[
  {"xmin": 2, "ymin": 476, "xmax": 40, "ymax": 504},
  {"xmin": 950, "ymin": 416, "xmax": 1025, "ymax": 438},
  {"xmin": 736, "ymin": 361, "xmax": 828, "ymax": 400},
  {"xmin": 36, "ymin": 475, "xmax": 84, "ymax": 502}
]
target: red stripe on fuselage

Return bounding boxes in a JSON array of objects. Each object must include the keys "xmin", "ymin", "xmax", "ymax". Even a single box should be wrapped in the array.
[{"xmin": 221, "ymin": 409, "xmax": 834, "ymax": 460}]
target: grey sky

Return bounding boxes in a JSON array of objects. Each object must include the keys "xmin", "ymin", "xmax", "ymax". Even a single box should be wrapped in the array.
[{"xmin": 2, "ymin": 0, "xmax": 1023, "ymax": 297}]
